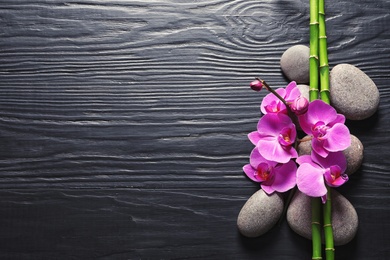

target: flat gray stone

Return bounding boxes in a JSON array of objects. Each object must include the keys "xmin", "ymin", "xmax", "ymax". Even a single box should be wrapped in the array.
[
  {"xmin": 280, "ymin": 45, "xmax": 310, "ymax": 84},
  {"xmin": 287, "ymin": 189, "xmax": 358, "ymax": 246},
  {"xmin": 237, "ymin": 189, "xmax": 284, "ymax": 237},
  {"xmin": 330, "ymin": 63, "xmax": 380, "ymax": 120},
  {"xmin": 297, "ymin": 134, "xmax": 363, "ymax": 175}
]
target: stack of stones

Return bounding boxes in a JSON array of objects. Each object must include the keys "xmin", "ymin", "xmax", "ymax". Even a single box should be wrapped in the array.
[{"xmin": 237, "ymin": 45, "xmax": 380, "ymax": 246}]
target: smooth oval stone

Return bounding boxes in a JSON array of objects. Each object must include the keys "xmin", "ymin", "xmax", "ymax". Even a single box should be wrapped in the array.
[
  {"xmin": 297, "ymin": 84, "xmax": 310, "ymax": 100},
  {"xmin": 237, "ymin": 189, "xmax": 284, "ymax": 237},
  {"xmin": 280, "ymin": 45, "xmax": 310, "ymax": 84},
  {"xmin": 297, "ymin": 134, "xmax": 363, "ymax": 175},
  {"xmin": 343, "ymin": 134, "xmax": 364, "ymax": 175},
  {"xmin": 287, "ymin": 189, "xmax": 358, "ymax": 246},
  {"xmin": 330, "ymin": 63, "xmax": 380, "ymax": 120}
]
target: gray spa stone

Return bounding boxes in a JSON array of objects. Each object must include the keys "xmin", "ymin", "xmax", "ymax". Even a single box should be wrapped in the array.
[
  {"xmin": 343, "ymin": 135, "xmax": 364, "ymax": 175},
  {"xmin": 287, "ymin": 189, "xmax": 358, "ymax": 246},
  {"xmin": 297, "ymin": 84, "xmax": 310, "ymax": 100},
  {"xmin": 297, "ymin": 134, "xmax": 363, "ymax": 175},
  {"xmin": 330, "ymin": 63, "xmax": 380, "ymax": 120},
  {"xmin": 237, "ymin": 189, "xmax": 284, "ymax": 238},
  {"xmin": 280, "ymin": 45, "xmax": 310, "ymax": 84}
]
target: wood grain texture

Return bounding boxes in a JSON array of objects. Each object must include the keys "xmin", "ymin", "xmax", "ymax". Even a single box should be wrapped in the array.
[{"xmin": 0, "ymin": 0, "xmax": 389, "ymax": 259}]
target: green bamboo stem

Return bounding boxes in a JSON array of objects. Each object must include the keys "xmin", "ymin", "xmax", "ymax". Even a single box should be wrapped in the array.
[
  {"xmin": 310, "ymin": 0, "xmax": 322, "ymax": 259},
  {"xmin": 309, "ymin": 0, "xmax": 319, "ymax": 101},
  {"xmin": 323, "ymin": 186, "xmax": 335, "ymax": 260},
  {"xmin": 318, "ymin": 0, "xmax": 330, "ymax": 104},
  {"xmin": 311, "ymin": 197, "xmax": 322, "ymax": 260}
]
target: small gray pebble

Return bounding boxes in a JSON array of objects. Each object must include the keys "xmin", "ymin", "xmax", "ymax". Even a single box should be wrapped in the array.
[
  {"xmin": 287, "ymin": 189, "xmax": 358, "ymax": 246},
  {"xmin": 297, "ymin": 134, "xmax": 363, "ymax": 176},
  {"xmin": 280, "ymin": 45, "xmax": 310, "ymax": 84},
  {"xmin": 237, "ymin": 189, "xmax": 284, "ymax": 237},
  {"xmin": 297, "ymin": 84, "xmax": 310, "ymax": 100},
  {"xmin": 330, "ymin": 64, "xmax": 380, "ymax": 120}
]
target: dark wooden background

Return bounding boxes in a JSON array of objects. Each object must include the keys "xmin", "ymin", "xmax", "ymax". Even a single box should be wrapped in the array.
[{"xmin": 0, "ymin": 0, "xmax": 389, "ymax": 259}]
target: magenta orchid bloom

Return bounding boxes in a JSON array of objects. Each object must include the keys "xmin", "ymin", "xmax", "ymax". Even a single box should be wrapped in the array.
[
  {"xmin": 290, "ymin": 96, "xmax": 309, "ymax": 115},
  {"xmin": 250, "ymin": 79, "xmax": 263, "ymax": 92},
  {"xmin": 243, "ymin": 148, "xmax": 297, "ymax": 194},
  {"xmin": 260, "ymin": 81, "xmax": 301, "ymax": 115},
  {"xmin": 299, "ymin": 99, "xmax": 351, "ymax": 158},
  {"xmin": 248, "ymin": 113, "xmax": 298, "ymax": 163},
  {"xmin": 296, "ymin": 151, "xmax": 348, "ymax": 203}
]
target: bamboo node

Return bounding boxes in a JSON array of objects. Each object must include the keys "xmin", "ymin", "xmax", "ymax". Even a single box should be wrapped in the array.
[
  {"xmin": 319, "ymin": 36, "xmax": 328, "ymax": 39},
  {"xmin": 320, "ymin": 89, "xmax": 330, "ymax": 93},
  {"xmin": 309, "ymin": 88, "xmax": 319, "ymax": 91},
  {"xmin": 325, "ymin": 248, "xmax": 335, "ymax": 251},
  {"xmin": 310, "ymin": 22, "xmax": 320, "ymax": 25},
  {"xmin": 323, "ymin": 223, "xmax": 332, "ymax": 227},
  {"xmin": 309, "ymin": 55, "xmax": 319, "ymax": 59},
  {"xmin": 311, "ymin": 221, "xmax": 321, "ymax": 225},
  {"xmin": 319, "ymin": 64, "xmax": 329, "ymax": 68},
  {"xmin": 312, "ymin": 258, "xmax": 323, "ymax": 260}
]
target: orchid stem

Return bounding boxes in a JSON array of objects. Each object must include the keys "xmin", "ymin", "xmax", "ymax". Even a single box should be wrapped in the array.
[
  {"xmin": 323, "ymin": 186, "xmax": 335, "ymax": 260},
  {"xmin": 319, "ymin": 0, "xmax": 330, "ymax": 104},
  {"xmin": 311, "ymin": 197, "xmax": 322, "ymax": 260},
  {"xmin": 255, "ymin": 78, "xmax": 289, "ymax": 107},
  {"xmin": 309, "ymin": 0, "xmax": 319, "ymax": 101}
]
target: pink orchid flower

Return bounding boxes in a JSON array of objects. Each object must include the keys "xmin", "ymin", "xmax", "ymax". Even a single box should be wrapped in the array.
[
  {"xmin": 248, "ymin": 113, "xmax": 298, "ymax": 163},
  {"xmin": 260, "ymin": 81, "xmax": 301, "ymax": 115},
  {"xmin": 298, "ymin": 99, "xmax": 351, "ymax": 158},
  {"xmin": 296, "ymin": 151, "xmax": 348, "ymax": 203},
  {"xmin": 250, "ymin": 79, "xmax": 263, "ymax": 92},
  {"xmin": 289, "ymin": 96, "xmax": 309, "ymax": 115},
  {"xmin": 243, "ymin": 148, "xmax": 297, "ymax": 194}
]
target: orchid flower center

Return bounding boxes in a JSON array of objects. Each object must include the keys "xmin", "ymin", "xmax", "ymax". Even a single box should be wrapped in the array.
[
  {"xmin": 278, "ymin": 127, "xmax": 294, "ymax": 147},
  {"xmin": 254, "ymin": 163, "xmax": 274, "ymax": 182},
  {"xmin": 264, "ymin": 100, "xmax": 284, "ymax": 114},
  {"xmin": 324, "ymin": 165, "xmax": 349, "ymax": 187},
  {"xmin": 312, "ymin": 121, "xmax": 329, "ymax": 140}
]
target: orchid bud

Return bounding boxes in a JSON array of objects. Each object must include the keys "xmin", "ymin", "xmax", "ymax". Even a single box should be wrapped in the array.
[
  {"xmin": 250, "ymin": 79, "xmax": 263, "ymax": 92},
  {"xmin": 290, "ymin": 96, "xmax": 309, "ymax": 115}
]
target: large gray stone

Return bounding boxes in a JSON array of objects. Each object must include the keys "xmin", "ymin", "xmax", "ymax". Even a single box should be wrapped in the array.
[
  {"xmin": 297, "ymin": 134, "xmax": 363, "ymax": 175},
  {"xmin": 330, "ymin": 63, "xmax": 380, "ymax": 120},
  {"xmin": 237, "ymin": 189, "xmax": 284, "ymax": 237},
  {"xmin": 343, "ymin": 135, "xmax": 364, "ymax": 175},
  {"xmin": 287, "ymin": 189, "xmax": 358, "ymax": 246},
  {"xmin": 280, "ymin": 45, "xmax": 310, "ymax": 84}
]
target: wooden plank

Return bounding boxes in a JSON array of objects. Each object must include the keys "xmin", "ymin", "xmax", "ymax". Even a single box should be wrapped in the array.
[{"xmin": 0, "ymin": 0, "xmax": 389, "ymax": 258}]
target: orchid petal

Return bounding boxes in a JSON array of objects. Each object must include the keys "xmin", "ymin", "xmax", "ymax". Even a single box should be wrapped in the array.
[
  {"xmin": 249, "ymin": 148, "xmax": 277, "ymax": 168},
  {"xmin": 248, "ymin": 131, "xmax": 261, "ymax": 146},
  {"xmin": 285, "ymin": 81, "xmax": 301, "ymax": 102},
  {"xmin": 304, "ymin": 100, "xmax": 338, "ymax": 126},
  {"xmin": 312, "ymin": 139, "xmax": 329, "ymax": 158},
  {"xmin": 243, "ymin": 164, "xmax": 259, "ymax": 182},
  {"xmin": 257, "ymin": 113, "xmax": 293, "ymax": 137},
  {"xmin": 270, "ymin": 160, "xmax": 297, "ymax": 193},
  {"xmin": 311, "ymin": 151, "xmax": 347, "ymax": 172},
  {"xmin": 261, "ymin": 184, "xmax": 275, "ymax": 195},
  {"xmin": 328, "ymin": 114, "xmax": 346, "ymax": 126},
  {"xmin": 260, "ymin": 88, "xmax": 287, "ymax": 115},
  {"xmin": 258, "ymin": 139, "xmax": 293, "ymax": 163},
  {"xmin": 296, "ymin": 155, "xmax": 315, "ymax": 165},
  {"xmin": 297, "ymin": 163, "xmax": 327, "ymax": 197},
  {"xmin": 323, "ymin": 124, "xmax": 351, "ymax": 152}
]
